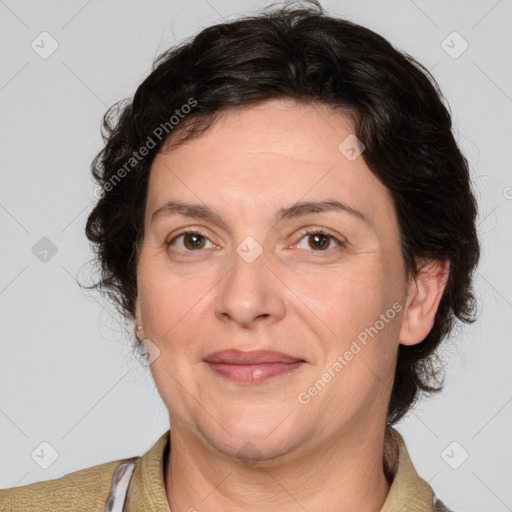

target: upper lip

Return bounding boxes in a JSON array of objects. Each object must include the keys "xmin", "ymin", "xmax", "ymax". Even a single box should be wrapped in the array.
[{"xmin": 203, "ymin": 349, "xmax": 304, "ymax": 365}]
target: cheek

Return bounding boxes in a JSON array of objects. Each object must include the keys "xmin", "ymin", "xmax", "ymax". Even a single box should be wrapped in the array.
[
  {"xmin": 137, "ymin": 245, "xmax": 199, "ymax": 315},
  {"xmin": 300, "ymin": 258, "xmax": 403, "ymax": 377},
  {"xmin": 138, "ymin": 266, "xmax": 211, "ymax": 405},
  {"xmin": 301, "ymin": 262, "xmax": 392, "ymax": 334}
]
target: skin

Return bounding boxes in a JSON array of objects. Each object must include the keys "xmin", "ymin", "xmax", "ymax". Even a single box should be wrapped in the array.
[{"xmin": 134, "ymin": 98, "xmax": 449, "ymax": 512}]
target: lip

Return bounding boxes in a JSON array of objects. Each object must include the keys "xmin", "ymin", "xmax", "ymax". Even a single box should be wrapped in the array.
[
  {"xmin": 203, "ymin": 349, "xmax": 304, "ymax": 365},
  {"xmin": 203, "ymin": 349, "xmax": 305, "ymax": 384}
]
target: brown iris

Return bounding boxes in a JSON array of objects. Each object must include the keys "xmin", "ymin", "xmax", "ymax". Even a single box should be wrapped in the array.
[
  {"xmin": 308, "ymin": 233, "xmax": 330, "ymax": 250},
  {"xmin": 183, "ymin": 233, "xmax": 206, "ymax": 250}
]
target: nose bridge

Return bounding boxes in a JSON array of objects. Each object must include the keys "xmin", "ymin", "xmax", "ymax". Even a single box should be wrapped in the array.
[{"xmin": 214, "ymin": 238, "xmax": 285, "ymax": 327}]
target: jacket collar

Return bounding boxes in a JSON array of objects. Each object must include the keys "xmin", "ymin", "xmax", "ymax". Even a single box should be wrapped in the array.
[{"xmin": 125, "ymin": 427, "xmax": 443, "ymax": 511}]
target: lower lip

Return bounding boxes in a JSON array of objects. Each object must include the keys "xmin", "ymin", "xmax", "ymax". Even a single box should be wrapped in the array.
[{"xmin": 205, "ymin": 361, "xmax": 304, "ymax": 383}]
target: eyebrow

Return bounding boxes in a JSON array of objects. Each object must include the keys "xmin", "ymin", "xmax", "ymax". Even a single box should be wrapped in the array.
[{"xmin": 150, "ymin": 199, "xmax": 370, "ymax": 227}]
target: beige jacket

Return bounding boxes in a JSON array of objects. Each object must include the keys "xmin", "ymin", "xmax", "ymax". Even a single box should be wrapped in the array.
[{"xmin": 0, "ymin": 428, "xmax": 452, "ymax": 511}]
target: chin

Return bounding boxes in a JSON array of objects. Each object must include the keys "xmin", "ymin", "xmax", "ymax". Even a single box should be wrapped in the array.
[{"xmin": 196, "ymin": 411, "xmax": 307, "ymax": 463}]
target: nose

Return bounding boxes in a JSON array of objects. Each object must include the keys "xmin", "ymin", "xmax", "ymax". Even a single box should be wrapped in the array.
[{"xmin": 213, "ymin": 244, "xmax": 286, "ymax": 329}]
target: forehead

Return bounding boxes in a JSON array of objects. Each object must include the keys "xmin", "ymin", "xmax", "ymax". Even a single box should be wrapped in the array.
[
  {"xmin": 163, "ymin": 99, "xmax": 356, "ymax": 166},
  {"xmin": 145, "ymin": 99, "xmax": 394, "ymax": 230}
]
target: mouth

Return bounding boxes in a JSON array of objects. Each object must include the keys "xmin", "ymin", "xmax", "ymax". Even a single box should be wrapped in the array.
[{"xmin": 203, "ymin": 349, "xmax": 306, "ymax": 384}]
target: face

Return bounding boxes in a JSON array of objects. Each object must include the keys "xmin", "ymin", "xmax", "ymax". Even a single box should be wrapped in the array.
[{"xmin": 135, "ymin": 98, "xmax": 411, "ymax": 461}]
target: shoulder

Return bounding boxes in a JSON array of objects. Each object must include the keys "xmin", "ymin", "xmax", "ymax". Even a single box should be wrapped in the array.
[{"xmin": 0, "ymin": 457, "xmax": 136, "ymax": 512}]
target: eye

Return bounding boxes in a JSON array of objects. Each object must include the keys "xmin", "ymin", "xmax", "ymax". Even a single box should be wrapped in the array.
[
  {"xmin": 295, "ymin": 228, "xmax": 345, "ymax": 252},
  {"xmin": 166, "ymin": 228, "xmax": 345, "ymax": 255},
  {"xmin": 166, "ymin": 231, "xmax": 216, "ymax": 253}
]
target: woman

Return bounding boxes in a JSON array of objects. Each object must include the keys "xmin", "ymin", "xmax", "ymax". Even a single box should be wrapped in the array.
[{"xmin": 0, "ymin": 1, "xmax": 479, "ymax": 510}]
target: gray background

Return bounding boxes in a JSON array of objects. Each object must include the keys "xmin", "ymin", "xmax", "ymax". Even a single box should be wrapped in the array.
[{"xmin": 1, "ymin": 0, "xmax": 511, "ymax": 509}]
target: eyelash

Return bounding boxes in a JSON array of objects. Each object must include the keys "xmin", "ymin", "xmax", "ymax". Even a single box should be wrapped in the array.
[{"xmin": 166, "ymin": 228, "xmax": 345, "ymax": 255}]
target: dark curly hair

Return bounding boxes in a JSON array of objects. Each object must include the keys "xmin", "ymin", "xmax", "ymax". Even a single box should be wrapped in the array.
[{"xmin": 84, "ymin": 0, "xmax": 480, "ymax": 425}]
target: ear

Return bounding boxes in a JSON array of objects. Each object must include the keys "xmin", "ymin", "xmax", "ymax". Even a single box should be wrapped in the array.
[
  {"xmin": 134, "ymin": 295, "xmax": 144, "ymax": 341},
  {"xmin": 398, "ymin": 259, "xmax": 450, "ymax": 346}
]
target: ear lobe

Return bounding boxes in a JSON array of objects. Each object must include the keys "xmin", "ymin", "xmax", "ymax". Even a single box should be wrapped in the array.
[
  {"xmin": 399, "ymin": 259, "xmax": 450, "ymax": 347},
  {"xmin": 134, "ymin": 296, "xmax": 144, "ymax": 340}
]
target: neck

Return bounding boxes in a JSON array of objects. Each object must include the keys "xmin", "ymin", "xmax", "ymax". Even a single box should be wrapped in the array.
[{"xmin": 165, "ymin": 422, "xmax": 391, "ymax": 512}]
